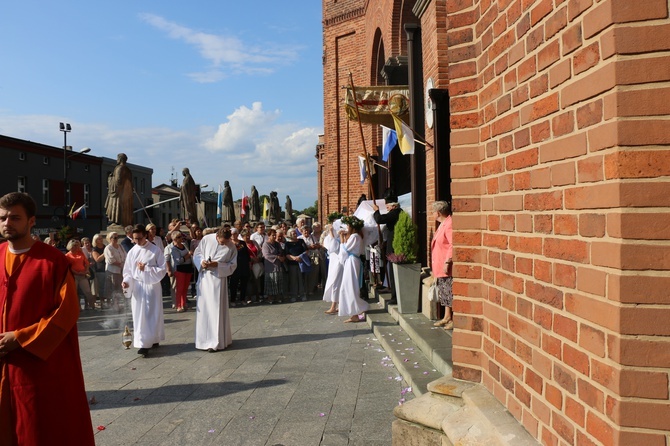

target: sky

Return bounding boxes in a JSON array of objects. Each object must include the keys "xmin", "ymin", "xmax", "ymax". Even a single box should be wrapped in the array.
[{"xmin": 0, "ymin": 2, "xmax": 324, "ymax": 210}]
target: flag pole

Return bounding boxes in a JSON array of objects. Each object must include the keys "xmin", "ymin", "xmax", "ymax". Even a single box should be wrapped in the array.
[{"xmin": 348, "ymin": 71, "xmax": 377, "ymax": 202}]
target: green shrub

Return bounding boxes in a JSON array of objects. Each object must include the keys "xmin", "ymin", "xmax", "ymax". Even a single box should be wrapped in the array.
[{"xmin": 391, "ymin": 211, "xmax": 418, "ymax": 263}]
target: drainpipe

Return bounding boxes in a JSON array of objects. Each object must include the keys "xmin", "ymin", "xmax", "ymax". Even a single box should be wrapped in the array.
[{"xmin": 405, "ymin": 23, "xmax": 427, "ymax": 266}]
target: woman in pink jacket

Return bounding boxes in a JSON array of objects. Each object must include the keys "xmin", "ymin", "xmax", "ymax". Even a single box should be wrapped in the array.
[{"xmin": 431, "ymin": 201, "xmax": 454, "ymax": 329}]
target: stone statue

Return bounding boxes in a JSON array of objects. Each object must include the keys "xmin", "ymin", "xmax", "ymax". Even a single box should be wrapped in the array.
[
  {"xmin": 249, "ymin": 185, "xmax": 261, "ymax": 221},
  {"xmin": 284, "ymin": 195, "xmax": 293, "ymax": 223},
  {"xmin": 105, "ymin": 153, "xmax": 133, "ymax": 227},
  {"xmin": 222, "ymin": 180, "xmax": 235, "ymax": 222},
  {"xmin": 269, "ymin": 191, "xmax": 279, "ymax": 223},
  {"xmin": 180, "ymin": 167, "xmax": 198, "ymax": 223}
]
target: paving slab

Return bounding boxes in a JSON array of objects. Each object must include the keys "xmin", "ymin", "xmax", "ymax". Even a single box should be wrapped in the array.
[{"xmin": 79, "ymin": 296, "xmax": 414, "ymax": 445}]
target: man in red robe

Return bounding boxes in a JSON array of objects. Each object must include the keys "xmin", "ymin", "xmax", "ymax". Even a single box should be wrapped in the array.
[{"xmin": 0, "ymin": 192, "xmax": 94, "ymax": 445}]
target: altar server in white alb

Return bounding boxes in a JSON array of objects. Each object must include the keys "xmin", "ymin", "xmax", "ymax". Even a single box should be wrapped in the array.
[
  {"xmin": 122, "ymin": 224, "xmax": 167, "ymax": 358},
  {"xmin": 337, "ymin": 216, "xmax": 369, "ymax": 322},
  {"xmin": 322, "ymin": 222, "xmax": 342, "ymax": 315},
  {"xmin": 193, "ymin": 227, "xmax": 238, "ymax": 352}
]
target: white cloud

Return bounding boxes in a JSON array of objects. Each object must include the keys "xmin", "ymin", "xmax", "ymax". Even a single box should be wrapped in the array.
[
  {"xmin": 0, "ymin": 106, "xmax": 321, "ymax": 209},
  {"xmin": 139, "ymin": 13, "xmax": 301, "ymax": 82}
]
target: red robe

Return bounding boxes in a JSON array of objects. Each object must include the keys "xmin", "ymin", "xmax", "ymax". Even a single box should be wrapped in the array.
[{"xmin": 0, "ymin": 241, "xmax": 94, "ymax": 445}]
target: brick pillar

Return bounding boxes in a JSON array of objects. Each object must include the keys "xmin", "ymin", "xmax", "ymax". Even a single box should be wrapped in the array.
[{"xmin": 447, "ymin": 0, "xmax": 670, "ymax": 445}]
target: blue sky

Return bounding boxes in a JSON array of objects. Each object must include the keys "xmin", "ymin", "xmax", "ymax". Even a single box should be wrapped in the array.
[{"xmin": 0, "ymin": 1, "xmax": 323, "ymax": 209}]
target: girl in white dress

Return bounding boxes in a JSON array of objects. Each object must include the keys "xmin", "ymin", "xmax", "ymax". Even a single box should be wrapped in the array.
[
  {"xmin": 322, "ymin": 223, "xmax": 342, "ymax": 314},
  {"xmin": 337, "ymin": 216, "xmax": 369, "ymax": 322}
]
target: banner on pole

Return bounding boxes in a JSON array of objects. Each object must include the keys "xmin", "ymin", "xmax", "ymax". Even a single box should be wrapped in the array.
[{"xmin": 344, "ymin": 85, "xmax": 410, "ymax": 126}]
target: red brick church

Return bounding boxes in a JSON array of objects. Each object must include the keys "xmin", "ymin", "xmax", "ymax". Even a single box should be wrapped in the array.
[{"xmin": 319, "ymin": 0, "xmax": 670, "ymax": 444}]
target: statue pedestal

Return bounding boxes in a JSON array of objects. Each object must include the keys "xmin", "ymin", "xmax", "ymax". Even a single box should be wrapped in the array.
[{"xmin": 106, "ymin": 224, "xmax": 126, "ymax": 235}]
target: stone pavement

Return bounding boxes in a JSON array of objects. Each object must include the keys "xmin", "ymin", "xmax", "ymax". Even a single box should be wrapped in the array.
[{"xmin": 77, "ymin": 297, "xmax": 415, "ymax": 445}]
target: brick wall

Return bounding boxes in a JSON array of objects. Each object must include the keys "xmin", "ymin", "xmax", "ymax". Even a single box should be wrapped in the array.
[
  {"xmin": 445, "ymin": 0, "xmax": 670, "ymax": 445},
  {"xmin": 321, "ymin": 0, "xmax": 422, "ymax": 222},
  {"xmin": 323, "ymin": 0, "xmax": 670, "ymax": 443},
  {"xmin": 321, "ymin": 0, "xmax": 367, "ymax": 220}
]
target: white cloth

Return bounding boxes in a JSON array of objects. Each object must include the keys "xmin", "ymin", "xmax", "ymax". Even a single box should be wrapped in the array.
[
  {"xmin": 250, "ymin": 232, "xmax": 267, "ymax": 250},
  {"xmin": 122, "ymin": 241, "xmax": 167, "ymax": 348},
  {"xmin": 104, "ymin": 243, "xmax": 126, "ymax": 274},
  {"xmin": 150, "ymin": 236, "xmax": 165, "ymax": 251},
  {"xmin": 193, "ymin": 233, "xmax": 238, "ymax": 351},
  {"xmin": 321, "ymin": 233, "xmax": 342, "ymax": 304},
  {"xmin": 337, "ymin": 233, "xmax": 369, "ymax": 317}
]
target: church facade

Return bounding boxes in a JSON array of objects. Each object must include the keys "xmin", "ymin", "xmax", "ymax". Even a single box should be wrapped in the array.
[{"xmin": 320, "ymin": 0, "xmax": 670, "ymax": 444}]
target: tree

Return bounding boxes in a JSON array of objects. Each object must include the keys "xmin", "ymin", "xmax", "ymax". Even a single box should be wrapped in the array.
[{"xmin": 300, "ymin": 200, "xmax": 318, "ymax": 218}]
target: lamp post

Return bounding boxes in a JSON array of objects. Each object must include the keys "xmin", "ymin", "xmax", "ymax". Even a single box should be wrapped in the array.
[
  {"xmin": 60, "ymin": 122, "xmax": 71, "ymax": 209},
  {"xmin": 60, "ymin": 122, "xmax": 91, "ymax": 223}
]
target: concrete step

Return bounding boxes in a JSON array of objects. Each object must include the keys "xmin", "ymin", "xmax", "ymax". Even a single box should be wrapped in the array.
[
  {"xmin": 388, "ymin": 306, "xmax": 452, "ymax": 377},
  {"xmin": 371, "ymin": 286, "xmax": 453, "ymax": 376},
  {"xmin": 393, "ymin": 380, "xmax": 540, "ymax": 446},
  {"xmin": 368, "ymin": 286, "xmax": 540, "ymax": 446},
  {"xmin": 365, "ymin": 307, "xmax": 439, "ymax": 396}
]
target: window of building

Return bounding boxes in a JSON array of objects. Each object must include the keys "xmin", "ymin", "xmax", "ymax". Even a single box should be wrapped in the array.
[
  {"xmin": 84, "ymin": 164, "xmax": 89, "ymax": 172},
  {"xmin": 84, "ymin": 184, "xmax": 90, "ymax": 204},
  {"xmin": 42, "ymin": 179, "xmax": 49, "ymax": 206},
  {"xmin": 19, "ymin": 152, "xmax": 26, "ymax": 161},
  {"xmin": 140, "ymin": 178, "xmax": 146, "ymax": 195},
  {"xmin": 43, "ymin": 156, "xmax": 49, "ymax": 165},
  {"xmin": 17, "ymin": 176, "xmax": 26, "ymax": 193}
]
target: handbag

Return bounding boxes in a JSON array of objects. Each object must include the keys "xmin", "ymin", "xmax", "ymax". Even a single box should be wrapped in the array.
[
  {"xmin": 299, "ymin": 252, "xmax": 312, "ymax": 273},
  {"xmin": 429, "ymin": 278, "xmax": 439, "ymax": 302}
]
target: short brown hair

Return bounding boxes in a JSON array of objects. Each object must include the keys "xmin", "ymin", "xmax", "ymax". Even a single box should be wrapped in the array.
[
  {"xmin": 132, "ymin": 224, "xmax": 147, "ymax": 236},
  {"xmin": 0, "ymin": 192, "xmax": 36, "ymax": 218},
  {"xmin": 216, "ymin": 227, "xmax": 232, "ymax": 240}
]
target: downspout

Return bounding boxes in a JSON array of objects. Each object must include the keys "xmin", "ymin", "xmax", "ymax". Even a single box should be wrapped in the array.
[{"xmin": 405, "ymin": 23, "xmax": 427, "ymax": 266}]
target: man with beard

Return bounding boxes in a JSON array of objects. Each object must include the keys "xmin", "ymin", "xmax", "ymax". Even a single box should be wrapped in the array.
[{"xmin": 0, "ymin": 192, "xmax": 94, "ymax": 445}]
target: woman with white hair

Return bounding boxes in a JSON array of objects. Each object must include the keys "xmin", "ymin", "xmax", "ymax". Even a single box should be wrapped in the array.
[
  {"xmin": 146, "ymin": 223, "xmax": 164, "ymax": 251},
  {"xmin": 431, "ymin": 200, "xmax": 454, "ymax": 329},
  {"xmin": 104, "ymin": 231, "xmax": 127, "ymax": 311}
]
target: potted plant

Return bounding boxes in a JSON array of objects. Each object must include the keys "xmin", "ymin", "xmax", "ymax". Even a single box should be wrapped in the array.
[{"xmin": 388, "ymin": 211, "xmax": 421, "ymax": 314}]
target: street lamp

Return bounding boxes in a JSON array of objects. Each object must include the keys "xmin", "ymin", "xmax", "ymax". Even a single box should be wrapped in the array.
[
  {"xmin": 60, "ymin": 122, "xmax": 91, "ymax": 222},
  {"xmin": 199, "ymin": 184, "xmax": 208, "ymax": 202}
]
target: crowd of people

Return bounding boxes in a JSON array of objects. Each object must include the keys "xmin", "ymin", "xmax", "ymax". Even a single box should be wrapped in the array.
[
  {"xmin": 8, "ymin": 193, "xmax": 455, "ymax": 343},
  {"xmin": 0, "ymin": 190, "xmax": 454, "ymax": 443},
  {"xmin": 9, "ymin": 196, "xmax": 455, "ymax": 336}
]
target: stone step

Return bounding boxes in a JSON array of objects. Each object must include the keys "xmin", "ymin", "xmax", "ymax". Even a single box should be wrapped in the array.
[
  {"xmin": 372, "ymin": 285, "xmax": 453, "ymax": 376},
  {"xmin": 368, "ymin": 286, "xmax": 540, "ymax": 446},
  {"xmin": 388, "ymin": 305, "xmax": 453, "ymax": 377},
  {"xmin": 365, "ymin": 307, "xmax": 440, "ymax": 397},
  {"xmin": 393, "ymin": 380, "xmax": 540, "ymax": 446}
]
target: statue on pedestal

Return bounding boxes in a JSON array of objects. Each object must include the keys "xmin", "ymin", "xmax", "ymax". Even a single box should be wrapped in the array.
[
  {"xmin": 180, "ymin": 168, "xmax": 198, "ymax": 224},
  {"xmin": 105, "ymin": 153, "xmax": 133, "ymax": 227}
]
